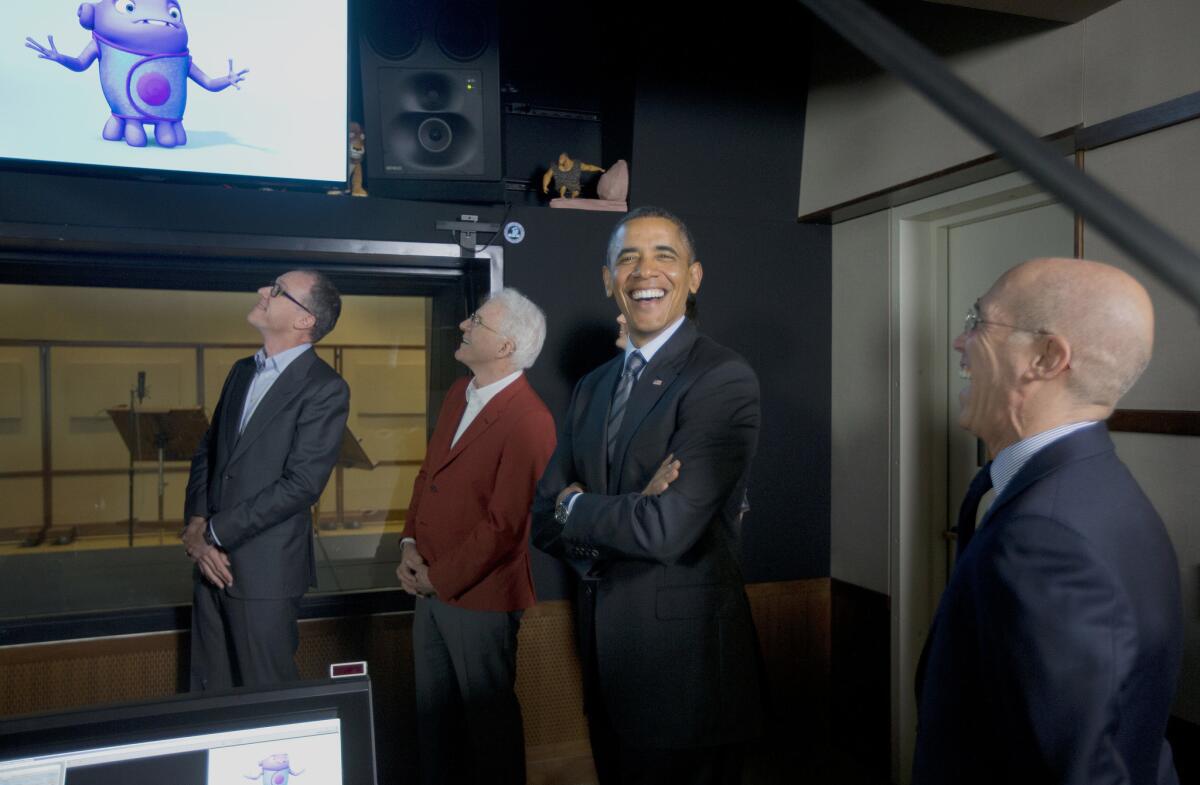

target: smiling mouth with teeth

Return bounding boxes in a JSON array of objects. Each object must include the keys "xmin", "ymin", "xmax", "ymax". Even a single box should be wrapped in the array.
[
  {"xmin": 135, "ymin": 19, "xmax": 179, "ymax": 27},
  {"xmin": 630, "ymin": 289, "xmax": 666, "ymax": 301}
]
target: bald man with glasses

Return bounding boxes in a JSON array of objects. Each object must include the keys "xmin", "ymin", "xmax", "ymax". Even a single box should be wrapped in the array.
[
  {"xmin": 914, "ymin": 258, "xmax": 1182, "ymax": 785},
  {"xmin": 183, "ymin": 269, "xmax": 349, "ymax": 690}
]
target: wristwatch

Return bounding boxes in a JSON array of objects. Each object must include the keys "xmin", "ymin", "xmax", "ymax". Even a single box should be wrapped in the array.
[{"xmin": 555, "ymin": 492, "xmax": 580, "ymax": 525}]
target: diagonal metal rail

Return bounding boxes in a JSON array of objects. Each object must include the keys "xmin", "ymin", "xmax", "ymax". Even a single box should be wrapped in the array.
[{"xmin": 799, "ymin": 0, "xmax": 1200, "ymax": 309}]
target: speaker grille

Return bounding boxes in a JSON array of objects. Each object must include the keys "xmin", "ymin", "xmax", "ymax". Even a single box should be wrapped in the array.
[
  {"xmin": 364, "ymin": 0, "xmax": 422, "ymax": 61},
  {"xmin": 436, "ymin": 0, "xmax": 490, "ymax": 62}
]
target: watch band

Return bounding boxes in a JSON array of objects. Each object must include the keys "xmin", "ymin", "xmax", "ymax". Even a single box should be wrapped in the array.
[{"xmin": 555, "ymin": 491, "xmax": 580, "ymax": 524}]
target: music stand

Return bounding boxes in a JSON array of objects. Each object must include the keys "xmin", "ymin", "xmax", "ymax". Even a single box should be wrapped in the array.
[
  {"xmin": 108, "ymin": 407, "xmax": 209, "ymax": 546},
  {"xmin": 314, "ymin": 426, "xmax": 375, "ymax": 532}
]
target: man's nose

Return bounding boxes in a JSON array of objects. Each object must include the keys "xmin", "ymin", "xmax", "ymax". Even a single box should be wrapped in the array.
[
  {"xmin": 953, "ymin": 331, "xmax": 967, "ymax": 351},
  {"xmin": 631, "ymin": 259, "xmax": 657, "ymax": 277}
]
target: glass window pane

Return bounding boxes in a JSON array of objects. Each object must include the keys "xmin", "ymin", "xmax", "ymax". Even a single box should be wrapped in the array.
[{"xmin": 0, "ymin": 282, "xmax": 433, "ymax": 621}]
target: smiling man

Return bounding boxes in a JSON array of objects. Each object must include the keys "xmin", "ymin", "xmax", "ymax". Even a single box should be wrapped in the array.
[
  {"xmin": 398, "ymin": 288, "xmax": 555, "ymax": 785},
  {"xmin": 183, "ymin": 269, "xmax": 348, "ymax": 690},
  {"xmin": 913, "ymin": 257, "xmax": 1183, "ymax": 785},
  {"xmin": 532, "ymin": 207, "xmax": 764, "ymax": 785}
]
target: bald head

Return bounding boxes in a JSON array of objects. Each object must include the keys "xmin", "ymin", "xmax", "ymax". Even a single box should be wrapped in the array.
[{"xmin": 993, "ymin": 257, "xmax": 1154, "ymax": 409}]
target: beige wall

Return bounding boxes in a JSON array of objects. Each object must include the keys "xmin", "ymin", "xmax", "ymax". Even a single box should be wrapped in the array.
[
  {"xmin": 801, "ymin": 0, "xmax": 1200, "ymax": 216},
  {"xmin": 1080, "ymin": 119, "xmax": 1200, "ymax": 723}
]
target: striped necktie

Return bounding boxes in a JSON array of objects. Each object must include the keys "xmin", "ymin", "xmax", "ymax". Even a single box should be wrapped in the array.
[{"xmin": 607, "ymin": 351, "xmax": 645, "ymax": 462}]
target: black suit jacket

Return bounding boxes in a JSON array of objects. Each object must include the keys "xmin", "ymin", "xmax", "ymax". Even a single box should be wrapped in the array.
[
  {"xmin": 532, "ymin": 320, "xmax": 765, "ymax": 749},
  {"xmin": 913, "ymin": 424, "xmax": 1182, "ymax": 785},
  {"xmin": 185, "ymin": 348, "xmax": 350, "ymax": 600}
]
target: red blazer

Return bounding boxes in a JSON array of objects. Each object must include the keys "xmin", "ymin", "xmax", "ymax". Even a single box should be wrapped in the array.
[{"xmin": 401, "ymin": 374, "xmax": 556, "ymax": 612}]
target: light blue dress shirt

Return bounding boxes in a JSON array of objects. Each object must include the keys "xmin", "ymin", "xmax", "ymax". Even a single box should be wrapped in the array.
[{"xmin": 209, "ymin": 342, "xmax": 311, "ymax": 546}]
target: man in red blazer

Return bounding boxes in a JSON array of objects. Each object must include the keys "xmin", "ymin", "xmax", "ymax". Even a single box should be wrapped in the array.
[{"xmin": 397, "ymin": 287, "xmax": 556, "ymax": 785}]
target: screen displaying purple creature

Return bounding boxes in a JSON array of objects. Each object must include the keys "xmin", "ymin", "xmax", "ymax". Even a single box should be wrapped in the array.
[
  {"xmin": 245, "ymin": 753, "xmax": 305, "ymax": 785},
  {"xmin": 25, "ymin": 0, "xmax": 248, "ymax": 149}
]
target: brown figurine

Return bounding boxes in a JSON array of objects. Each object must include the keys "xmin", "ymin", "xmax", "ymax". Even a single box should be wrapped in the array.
[
  {"xmin": 542, "ymin": 152, "xmax": 604, "ymax": 198},
  {"xmin": 330, "ymin": 121, "xmax": 367, "ymax": 196}
]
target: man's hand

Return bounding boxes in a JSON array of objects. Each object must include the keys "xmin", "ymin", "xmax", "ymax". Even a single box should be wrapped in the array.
[
  {"xmin": 556, "ymin": 482, "xmax": 585, "ymax": 507},
  {"xmin": 410, "ymin": 562, "xmax": 436, "ymax": 597},
  {"xmin": 182, "ymin": 516, "xmax": 233, "ymax": 589},
  {"xmin": 397, "ymin": 541, "xmax": 436, "ymax": 597},
  {"xmin": 642, "ymin": 454, "xmax": 681, "ymax": 496}
]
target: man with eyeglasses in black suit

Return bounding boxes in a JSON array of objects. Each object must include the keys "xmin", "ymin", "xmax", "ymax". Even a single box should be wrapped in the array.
[{"xmin": 183, "ymin": 269, "xmax": 349, "ymax": 690}]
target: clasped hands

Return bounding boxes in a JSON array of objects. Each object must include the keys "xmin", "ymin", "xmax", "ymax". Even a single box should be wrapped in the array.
[
  {"xmin": 182, "ymin": 515, "xmax": 233, "ymax": 589},
  {"xmin": 554, "ymin": 452, "xmax": 682, "ymax": 509},
  {"xmin": 397, "ymin": 541, "xmax": 437, "ymax": 597}
]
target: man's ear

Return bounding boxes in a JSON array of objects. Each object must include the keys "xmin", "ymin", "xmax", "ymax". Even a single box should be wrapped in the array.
[
  {"xmin": 295, "ymin": 312, "xmax": 316, "ymax": 335},
  {"xmin": 1031, "ymin": 334, "xmax": 1071, "ymax": 380},
  {"xmin": 602, "ymin": 265, "xmax": 614, "ymax": 298},
  {"xmin": 688, "ymin": 260, "xmax": 704, "ymax": 294}
]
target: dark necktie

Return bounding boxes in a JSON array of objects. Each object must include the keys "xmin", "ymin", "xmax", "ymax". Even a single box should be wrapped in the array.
[
  {"xmin": 955, "ymin": 462, "xmax": 993, "ymax": 559},
  {"xmin": 607, "ymin": 351, "xmax": 645, "ymax": 462}
]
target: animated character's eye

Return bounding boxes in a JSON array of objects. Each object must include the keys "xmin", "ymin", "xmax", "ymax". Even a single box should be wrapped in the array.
[
  {"xmin": 114, "ymin": 0, "xmax": 136, "ymax": 14},
  {"xmin": 167, "ymin": 5, "xmax": 181, "ymax": 21}
]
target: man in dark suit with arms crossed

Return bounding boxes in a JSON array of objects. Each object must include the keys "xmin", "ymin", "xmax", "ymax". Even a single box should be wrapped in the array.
[
  {"xmin": 533, "ymin": 207, "xmax": 764, "ymax": 785},
  {"xmin": 914, "ymin": 257, "xmax": 1183, "ymax": 784},
  {"xmin": 183, "ymin": 269, "xmax": 349, "ymax": 690}
]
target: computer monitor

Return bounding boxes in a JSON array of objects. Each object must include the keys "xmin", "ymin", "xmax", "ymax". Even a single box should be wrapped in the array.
[{"xmin": 0, "ymin": 677, "xmax": 376, "ymax": 785}]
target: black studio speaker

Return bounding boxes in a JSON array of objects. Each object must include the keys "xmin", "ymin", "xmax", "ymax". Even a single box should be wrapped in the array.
[{"xmin": 359, "ymin": 0, "xmax": 503, "ymax": 202}]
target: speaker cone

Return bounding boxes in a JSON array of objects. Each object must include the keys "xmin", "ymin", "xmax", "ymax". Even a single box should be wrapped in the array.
[{"xmin": 417, "ymin": 117, "xmax": 454, "ymax": 153}]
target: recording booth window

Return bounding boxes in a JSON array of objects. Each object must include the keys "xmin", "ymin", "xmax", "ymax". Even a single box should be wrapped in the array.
[{"xmin": 0, "ymin": 278, "xmax": 457, "ymax": 626}]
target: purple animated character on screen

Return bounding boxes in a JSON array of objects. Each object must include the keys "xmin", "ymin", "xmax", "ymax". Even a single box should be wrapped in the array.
[
  {"xmin": 24, "ymin": 0, "xmax": 248, "ymax": 148},
  {"xmin": 245, "ymin": 753, "xmax": 304, "ymax": 785}
]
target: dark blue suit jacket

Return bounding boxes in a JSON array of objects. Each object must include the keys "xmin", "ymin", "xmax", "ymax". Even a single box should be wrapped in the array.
[{"xmin": 914, "ymin": 424, "xmax": 1182, "ymax": 785}]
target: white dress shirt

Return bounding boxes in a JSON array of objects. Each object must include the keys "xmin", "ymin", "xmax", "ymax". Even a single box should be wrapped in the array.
[{"xmin": 451, "ymin": 369, "xmax": 524, "ymax": 447}]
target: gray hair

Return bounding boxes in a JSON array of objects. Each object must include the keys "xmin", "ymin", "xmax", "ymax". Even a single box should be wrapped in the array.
[
  {"xmin": 296, "ymin": 269, "xmax": 342, "ymax": 343},
  {"xmin": 486, "ymin": 288, "xmax": 547, "ymax": 370},
  {"xmin": 605, "ymin": 205, "xmax": 698, "ymax": 268}
]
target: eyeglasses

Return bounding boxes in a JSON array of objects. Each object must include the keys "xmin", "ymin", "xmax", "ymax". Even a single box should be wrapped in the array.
[
  {"xmin": 963, "ymin": 301, "xmax": 1051, "ymax": 337},
  {"xmin": 468, "ymin": 311, "xmax": 501, "ymax": 335},
  {"xmin": 269, "ymin": 281, "xmax": 314, "ymax": 315}
]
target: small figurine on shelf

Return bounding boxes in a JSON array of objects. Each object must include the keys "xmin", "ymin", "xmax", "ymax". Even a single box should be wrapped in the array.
[
  {"xmin": 548, "ymin": 158, "xmax": 629, "ymax": 212},
  {"xmin": 542, "ymin": 152, "xmax": 604, "ymax": 198},
  {"xmin": 330, "ymin": 121, "xmax": 367, "ymax": 196}
]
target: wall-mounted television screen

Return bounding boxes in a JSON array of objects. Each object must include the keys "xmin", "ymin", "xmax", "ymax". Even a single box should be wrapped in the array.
[{"xmin": 2, "ymin": 0, "xmax": 348, "ymax": 186}]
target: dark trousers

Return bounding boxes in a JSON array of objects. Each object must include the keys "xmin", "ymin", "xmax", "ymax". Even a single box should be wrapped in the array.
[
  {"xmin": 578, "ymin": 578, "xmax": 744, "ymax": 785},
  {"xmin": 189, "ymin": 579, "xmax": 301, "ymax": 691},
  {"xmin": 413, "ymin": 596, "xmax": 525, "ymax": 785}
]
